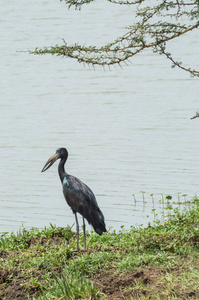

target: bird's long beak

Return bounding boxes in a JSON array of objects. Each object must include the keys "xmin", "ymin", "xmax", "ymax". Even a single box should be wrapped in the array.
[{"xmin": 41, "ymin": 152, "xmax": 59, "ymax": 172}]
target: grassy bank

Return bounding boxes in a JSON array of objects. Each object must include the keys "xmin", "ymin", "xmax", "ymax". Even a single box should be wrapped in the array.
[{"xmin": 0, "ymin": 205, "xmax": 199, "ymax": 300}]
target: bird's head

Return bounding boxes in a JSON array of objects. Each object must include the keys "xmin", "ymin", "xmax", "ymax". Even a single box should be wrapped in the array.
[{"xmin": 41, "ymin": 148, "xmax": 68, "ymax": 172}]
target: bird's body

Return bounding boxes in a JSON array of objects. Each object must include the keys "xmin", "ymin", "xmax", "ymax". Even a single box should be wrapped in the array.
[
  {"xmin": 61, "ymin": 174, "xmax": 106, "ymax": 235},
  {"xmin": 42, "ymin": 147, "xmax": 106, "ymax": 250}
]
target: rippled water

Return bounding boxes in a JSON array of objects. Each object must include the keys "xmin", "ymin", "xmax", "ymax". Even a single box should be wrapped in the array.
[{"xmin": 1, "ymin": 0, "xmax": 199, "ymax": 233}]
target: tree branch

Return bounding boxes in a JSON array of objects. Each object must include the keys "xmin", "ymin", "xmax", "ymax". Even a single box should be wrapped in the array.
[
  {"xmin": 26, "ymin": 1, "xmax": 199, "ymax": 76},
  {"xmin": 191, "ymin": 112, "xmax": 199, "ymax": 120}
]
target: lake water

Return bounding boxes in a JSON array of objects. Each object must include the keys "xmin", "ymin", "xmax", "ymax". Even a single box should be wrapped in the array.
[{"xmin": 1, "ymin": 0, "xmax": 199, "ymax": 234}]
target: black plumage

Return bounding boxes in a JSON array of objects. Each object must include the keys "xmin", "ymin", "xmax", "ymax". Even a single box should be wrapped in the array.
[{"xmin": 41, "ymin": 147, "xmax": 106, "ymax": 250}]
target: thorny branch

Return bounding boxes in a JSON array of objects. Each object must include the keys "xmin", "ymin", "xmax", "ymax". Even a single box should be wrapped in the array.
[
  {"xmin": 28, "ymin": 0, "xmax": 199, "ymax": 76},
  {"xmin": 191, "ymin": 112, "xmax": 199, "ymax": 120}
]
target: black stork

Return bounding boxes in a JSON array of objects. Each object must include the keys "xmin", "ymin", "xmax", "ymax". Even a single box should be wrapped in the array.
[{"xmin": 41, "ymin": 147, "xmax": 107, "ymax": 251}]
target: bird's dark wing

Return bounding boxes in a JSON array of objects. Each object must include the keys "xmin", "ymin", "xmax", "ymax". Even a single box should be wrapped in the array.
[
  {"xmin": 63, "ymin": 175, "xmax": 98, "ymax": 213},
  {"xmin": 62, "ymin": 175, "xmax": 106, "ymax": 235}
]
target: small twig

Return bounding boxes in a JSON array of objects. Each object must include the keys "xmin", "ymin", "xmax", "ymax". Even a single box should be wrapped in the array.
[{"xmin": 191, "ymin": 112, "xmax": 199, "ymax": 120}]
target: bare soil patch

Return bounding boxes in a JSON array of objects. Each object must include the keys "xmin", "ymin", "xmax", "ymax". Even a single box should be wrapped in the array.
[
  {"xmin": 0, "ymin": 265, "xmax": 48, "ymax": 300},
  {"xmin": 93, "ymin": 266, "xmax": 199, "ymax": 300},
  {"xmin": 93, "ymin": 267, "xmax": 163, "ymax": 299}
]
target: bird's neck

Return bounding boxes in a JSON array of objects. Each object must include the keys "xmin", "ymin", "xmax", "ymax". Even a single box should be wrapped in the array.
[{"xmin": 58, "ymin": 157, "xmax": 67, "ymax": 181}]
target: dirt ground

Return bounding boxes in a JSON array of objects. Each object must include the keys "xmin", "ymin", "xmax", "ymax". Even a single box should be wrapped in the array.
[
  {"xmin": 93, "ymin": 267, "xmax": 199, "ymax": 300},
  {"xmin": 93, "ymin": 268, "xmax": 162, "ymax": 299},
  {"xmin": 1, "ymin": 265, "xmax": 198, "ymax": 300},
  {"xmin": 0, "ymin": 265, "xmax": 46, "ymax": 300}
]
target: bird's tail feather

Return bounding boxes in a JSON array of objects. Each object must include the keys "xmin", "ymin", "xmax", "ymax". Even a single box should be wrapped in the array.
[
  {"xmin": 87, "ymin": 208, "xmax": 107, "ymax": 235},
  {"xmin": 94, "ymin": 226, "xmax": 106, "ymax": 236}
]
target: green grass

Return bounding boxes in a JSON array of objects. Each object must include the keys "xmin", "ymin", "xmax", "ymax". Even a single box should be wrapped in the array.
[
  {"xmin": 0, "ymin": 204, "xmax": 199, "ymax": 299},
  {"xmin": 36, "ymin": 269, "xmax": 99, "ymax": 300}
]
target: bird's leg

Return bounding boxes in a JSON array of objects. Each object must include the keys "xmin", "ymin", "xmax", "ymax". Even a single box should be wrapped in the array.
[
  {"xmin": 74, "ymin": 213, "xmax": 79, "ymax": 251},
  {"xmin": 82, "ymin": 217, "xmax": 86, "ymax": 250}
]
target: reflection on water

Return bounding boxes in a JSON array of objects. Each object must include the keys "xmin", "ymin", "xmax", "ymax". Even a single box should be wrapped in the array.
[{"xmin": 0, "ymin": 0, "xmax": 199, "ymax": 233}]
